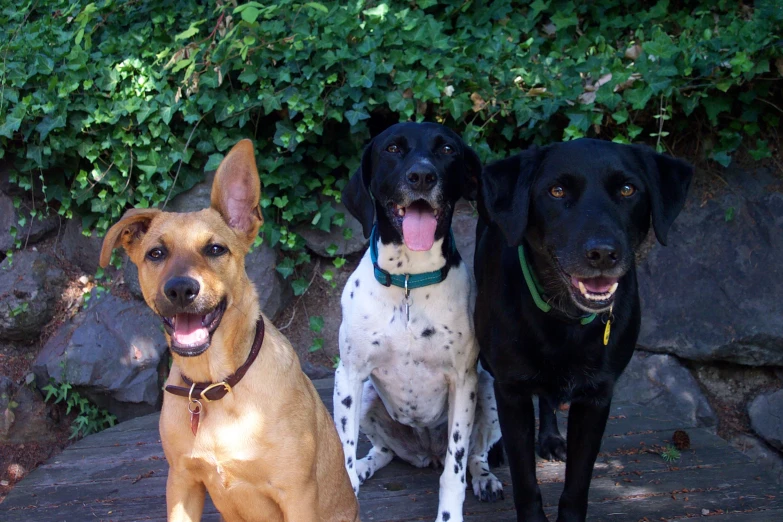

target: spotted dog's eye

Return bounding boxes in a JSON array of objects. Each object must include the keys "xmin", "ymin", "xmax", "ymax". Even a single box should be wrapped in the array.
[
  {"xmin": 440, "ymin": 145, "xmax": 454, "ymax": 155},
  {"xmin": 549, "ymin": 185, "xmax": 565, "ymax": 199},
  {"xmin": 386, "ymin": 144, "xmax": 400, "ymax": 153},
  {"xmin": 205, "ymin": 244, "xmax": 227, "ymax": 257},
  {"xmin": 620, "ymin": 184, "xmax": 636, "ymax": 197},
  {"xmin": 146, "ymin": 247, "xmax": 166, "ymax": 261}
]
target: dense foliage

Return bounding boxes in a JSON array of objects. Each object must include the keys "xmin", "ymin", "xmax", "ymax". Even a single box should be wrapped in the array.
[{"xmin": 1, "ymin": 0, "xmax": 781, "ymax": 262}]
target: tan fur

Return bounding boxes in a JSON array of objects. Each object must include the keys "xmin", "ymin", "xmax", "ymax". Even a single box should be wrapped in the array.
[{"xmin": 100, "ymin": 140, "xmax": 359, "ymax": 522}]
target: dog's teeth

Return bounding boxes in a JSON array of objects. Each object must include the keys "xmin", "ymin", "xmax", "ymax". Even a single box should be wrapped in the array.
[
  {"xmin": 578, "ymin": 281, "xmax": 587, "ymax": 296},
  {"xmin": 398, "ymin": 208, "xmax": 405, "ymax": 217},
  {"xmin": 609, "ymin": 282, "xmax": 618, "ymax": 294},
  {"xmin": 433, "ymin": 209, "xmax": 439, "ymax": 217}
]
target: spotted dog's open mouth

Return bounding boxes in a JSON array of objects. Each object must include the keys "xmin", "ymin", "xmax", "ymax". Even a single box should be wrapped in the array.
[
  {"xmin": 568, "ymin": 275, "xmax": 619, "ymax": 311},
  {"xmin": 390, "ymin": 200, "xmax": 441, "ymax": 251},
  {"xmin": 162, "ymin": 298, "xmax": 227, "ymax": 356}
]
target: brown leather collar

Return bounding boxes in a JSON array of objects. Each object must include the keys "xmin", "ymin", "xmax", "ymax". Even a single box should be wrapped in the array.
[{"xmin": 164, "ymin": 317, "xmax": 265, "ymax": 402}]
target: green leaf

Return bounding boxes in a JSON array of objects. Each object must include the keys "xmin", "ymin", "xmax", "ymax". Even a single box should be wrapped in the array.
[
  {"xmin": 292, "ymin": 278, "xmax": 309, "ymax": 296},
  {"xmin": 309, "ymin": 315, "xmax": 324, "ymax": 333},
  {"xmin": 204, "ymin": 153, "xmax": 224, "ymax": 172},
  {"xmin": 175, "ymin": 22, "xmax": 202, "ymax": 41},
  {"xmin": 241, "ymin": 6, "xmax": 260, "ymax": 23},
  {"xmin": 308, "ymin": 337, "xmax": 324, "ymax": 352},
  {"xmin": 306, "ymin": 2, "xmax": 329, "ymax": 13}
]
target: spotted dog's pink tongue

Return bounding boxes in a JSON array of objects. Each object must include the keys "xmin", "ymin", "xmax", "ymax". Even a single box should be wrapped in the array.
[
  {"xmin": 172, "ymin": 313, "xmax": 208, "ymax": 346},
  {"xmin": 402, "ymin": 202, "xmax": 438, "ymax": 251},
  {"xmin": 571, "ymin": 276, "xmax": 618, "ymax": 293}
]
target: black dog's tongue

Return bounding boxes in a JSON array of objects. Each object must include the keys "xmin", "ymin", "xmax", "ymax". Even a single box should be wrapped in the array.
[{"xmin": 402, "ymin": 201, "xmax": 437, "ymax": 251}]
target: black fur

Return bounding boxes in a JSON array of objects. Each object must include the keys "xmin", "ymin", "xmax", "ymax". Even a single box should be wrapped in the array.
[{"xmin": 474, "ymin": 138, "xmax": 693, "ymax": 522}]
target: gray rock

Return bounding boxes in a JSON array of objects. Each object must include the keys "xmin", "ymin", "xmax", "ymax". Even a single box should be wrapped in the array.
[
  {"xmin": 33, "ymin": 293, "xmax": 168, "ymax": 419},
  {"xmin": 0, "ymin": 375, "xmax": 58, "ymax": 444},
  {"xmin": 615, "ymin": 352, "xmax": 717, "ymax": 427},
  {"xmin": 0, "ymin": 193, "xmax": 59, "ymax": 252},
  {"xmin": 59, "ymin": 217, "xmax": 105, "ymax": 274},
  {"xmin": 165, "ymin": 171, "xmax": 214, "ymax": 213},
  {"xmin": 748, "ymin": 390, "xmax": 783, "ymax": 451},
  {"xmin": 122, "ymin": 257, "xmax": 144, "ymax": 300},
  {"xmin": 452, "ymin": 199, "xmax": 477, "ymax": 271},
  {"xmin": 0, "ymin": 250, "xmax": 66, "ymax": 341},
  {"xmin": 301, "ymin": 360, "xmax": 334, "ymax": 380},
  {"xmin": 638, "ymin": 167, "xmax": 783, "ymax": 366},
  {"xmin": 728, "ymin": 432, "xmax": 783, "ymax": 484},
  {"xmin": 295, "ymin": 202, "xmax": 367, "ymax": 257},
  {"xmin": 246, "ymin": 243, "xmax": 292, "ymax": 321}
]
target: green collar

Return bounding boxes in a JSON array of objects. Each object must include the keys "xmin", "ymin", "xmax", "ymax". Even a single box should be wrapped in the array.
[
  {"xmin": 370, "ymin": 224, "xmax": 455, "ymax": 291},
  {"xmin": 517, "ymin": 245, "xmax": 597, "ymax": 325}
]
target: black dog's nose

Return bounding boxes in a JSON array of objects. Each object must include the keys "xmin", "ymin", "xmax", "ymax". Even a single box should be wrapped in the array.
[
  {"xmin": 585, "ymin": 240, "xmax": 619, "ymax": 270},
  {"xmin": 164, "ymin": 277, "xmax": 200, "ymax": 307},
  {"xmin": 406, "ymin": 166, "xmax": 437, "ymax": 192}
]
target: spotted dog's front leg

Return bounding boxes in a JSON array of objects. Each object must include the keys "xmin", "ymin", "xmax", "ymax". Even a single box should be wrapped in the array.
[
  {"xmin": 333, "ymin": 361, "xmax": 365, "ymax": 496},
  {"xmin": 437, "ymin": 368, "xmax": 479, "ymax": 522}
]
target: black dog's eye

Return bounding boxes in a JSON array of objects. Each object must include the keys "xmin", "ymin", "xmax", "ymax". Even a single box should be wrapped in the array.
[
  {"xmin": 549, "ymin": 185, "xmax": 565, "ymax": 199},
  {"xmin": 386, "ymin": 144, "xmax": 400, "ymax": 153},
  {"xmin": 146, "ymin": 247, "xmax": 166, "ymax": 261},
  {"xmin": 205, "ymin": 244, "xmax": 227, "ymax": 257},
  {"xmin": 620, "ymin": 184, "xmax": 636, "ymax": 197},
  {"xmin": 440, "ymin": 145, "xmax": 454, "ymax": 155}
]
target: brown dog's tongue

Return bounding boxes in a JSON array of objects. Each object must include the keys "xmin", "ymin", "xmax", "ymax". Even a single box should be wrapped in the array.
[
  {"xmin": 402, "ymin": 203, "xmax": 437, "ymax": 251},
  {"xmin": 173, "ymin": 313, "xmax": 208, "ymax": 346}
]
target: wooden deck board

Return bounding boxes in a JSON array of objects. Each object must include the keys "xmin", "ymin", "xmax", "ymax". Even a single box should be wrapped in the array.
[{"xmin": 1, "ymin": 378, "xmax": 780, "ymax": 521}]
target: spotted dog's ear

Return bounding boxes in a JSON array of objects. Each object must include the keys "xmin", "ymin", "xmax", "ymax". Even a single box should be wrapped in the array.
[
  {"xmin": 632, "ymin": 145, "xmax": 694, "ymax": 246},
  {"xmin": 480, "ymin": 146, "xmax": 548, "ymax": 247},
  {"xmin": 342, "ymin": 139, "xmax": 375, "ymax": 239},
  {"xmin": 460, "ymin": 145, "xmax": 482, "ymax": 201},
  {"xmin": 100, "ymin": 208, "xmax": 162, "ymax": 268}
]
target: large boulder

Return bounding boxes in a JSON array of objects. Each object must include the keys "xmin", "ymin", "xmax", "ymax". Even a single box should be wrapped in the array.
[
  {"xmin": 33, "ymin": 293, "xmax": 168, "ymax": 420},
  {"xmin": 0, "ymin": 375, "xmax": 58, "ymax": 444},
  {"xmin": 614, "ymin": 352, "xmax": 717, "ymax": 427},
  {"xmin": 246, "ymin": 243, "xmax": 292, "ymax": 321},
  {"xmin": 59, "ymin": 217, "xmax": 104, "ymax": 274},
  {"xmin": 294, "ymin": 202, "xmax": 367, "ymax": 257},
  {"xmin": 637, "ymin": 167, "xmax": 783, "ymax": 366},
  {"xmin": 0, "ymin": 193, "xmax": 59, "ymax": 252},
  {"xmin": 748, "ymin": 390, "xmax": 783, "ymax": 451},
  {"xmin": 0, "ymin": 250, "xmax": 66, "ymax": 341},
  {"xmin": 452, "ymin": 199, "xmax": 477, "ymax": 271}
]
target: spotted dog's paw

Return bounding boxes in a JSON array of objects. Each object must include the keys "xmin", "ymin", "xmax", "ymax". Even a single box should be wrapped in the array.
[
  {"xmin": 537, "ymin": 432, "xmax": 567, "ymax": 461},
  {"xmin": 355, "ymin": 457, "xmax": 373, "ymax": 485},
  {"xmin": 471, "ymin": 471, "xmax": 504, "ymax": 502}
]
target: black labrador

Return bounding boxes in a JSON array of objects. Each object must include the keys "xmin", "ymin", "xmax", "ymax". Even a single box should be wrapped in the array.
[{"xmin": 473, "ymin": 138, "xmax": 693, "ymax": 521}]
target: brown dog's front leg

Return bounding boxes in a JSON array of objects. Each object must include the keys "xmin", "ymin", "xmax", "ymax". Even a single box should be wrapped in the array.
[
  {"xmin": 277, "ymin": 483, "xmax": 320, "ymax": 522},
  {"xmin": 166, "ymin": 471, "xmax": 206, "ymax": 522}
]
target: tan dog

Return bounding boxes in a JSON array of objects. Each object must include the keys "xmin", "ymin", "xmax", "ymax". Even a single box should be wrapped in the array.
[{"xmin": 100, "ymin": 140, "xmax": 359, "ymax": 522}]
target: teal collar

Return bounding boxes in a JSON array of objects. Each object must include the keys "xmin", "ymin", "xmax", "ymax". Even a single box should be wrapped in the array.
[
  {"xmin": 517, "ymin": 244, "xmax": 597, "ymax": 325},
  {"xmin": 370, "ymin": 224, "xmax": 455, "ymax": 291}
]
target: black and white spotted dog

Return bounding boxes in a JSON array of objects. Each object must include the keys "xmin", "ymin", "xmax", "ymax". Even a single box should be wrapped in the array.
[{"xmin": 333, "ymin": 122, "xmax": 503, "ymax": 522}]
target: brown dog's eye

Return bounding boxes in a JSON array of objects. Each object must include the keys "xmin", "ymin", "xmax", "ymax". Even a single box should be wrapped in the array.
[
  {"xmin": 146, "ymin": 247, "xmax": 166, "ymax": 261},
  {"xmin": 386, "ymin": 144, "xmax": 400, "ymax": 153},
  {"xmin": 441, "ymin": 145, "xmax": 454, "ymax": 155},
  {"xmin": 205, "ymin": 244, "xmax": 227, "ymax": 257},
  {"xmin": 620, "ymin": 184, "xmax": 636, "ymax": 197},
  {"xmin": 549, "ymin": 186, "xmax": 565, "ymax": 199}
]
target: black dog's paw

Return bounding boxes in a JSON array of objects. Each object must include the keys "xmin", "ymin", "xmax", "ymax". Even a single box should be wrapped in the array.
[{"xmin": 537, "ymin": 433, "xmax": 567, "ymax": 461}]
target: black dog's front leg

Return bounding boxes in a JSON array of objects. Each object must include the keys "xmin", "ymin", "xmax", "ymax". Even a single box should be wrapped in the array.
[
  {"xmin": 537, "ymin": 394, "xmax": 567, "ymax": 461},
  {"xmin": 557, "ymin": 398, "xmax": 612, "ymax": 522},
  {"xmin": 494, "ymin": 384, "xmax": 548, "ymax": 522}
]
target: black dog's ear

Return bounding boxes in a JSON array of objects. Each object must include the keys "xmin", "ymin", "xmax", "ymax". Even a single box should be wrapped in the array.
[
  {"xmin": 481, "ymin": 147, "xmax": 545, "ymax": 246},
  {"xmin": 342, "ymin": 139, "xmax": 375, "ymax": 238},
  {"xmin": 634, "ymin": 147, "xmax": 694, "ymax": 246},
  {"xmin": 461, "ymin": 145, "xmax": 482, "ymax": 201}
]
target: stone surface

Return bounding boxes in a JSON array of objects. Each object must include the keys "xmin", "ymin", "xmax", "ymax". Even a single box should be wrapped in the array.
[
  {"xmin": 165, "ymin": 171, "xmax": 215, "ymax": 213},
  {"xmin": 122, "ymin": 257, "xmax": 144, "ymax": 300},
  {"xmin": 690, "ymin": 361, "xmax": 782, "ymax": 406},
  {"xmin": 246, "ymin": 243, "xmax": 292, "ymax": 321},
  {"xmin": 729, "ymin": 432, "xmax": 783, "ymax": 485},
  {"xmin": 748, "ymin": 390, "xmax": 783, "ymax": 451},
  {"xmin": 615, "ymin": 351, "xmax": 717, "ymax": 427},
  {"xmin": 59, "ymin": 217, "xmax": 104, "ymax": 274},
  {"xmin": 0, "ymin": 251, "xmax": 66, "ymax": 341},
  {"xmin": 33, "ymin": 293, "xmax": 168, "ymax": 419},
  {"xmin": 294, "ymin": 202, "xmax": 367, "ymax": 257},
  {"xmin": 0, "ymin": 193, "xmax": 59, "ymax": 252},
  {"xmin": 0, "ymin": 375, "xmax": 58, "ymax": 444},
  {"xmin": 638, "ymin": 167, "xmax": 783, "ymax": 366},
  {"xmin": 452, "ymin": 199, "xmax": 478, "ymax": 271}
]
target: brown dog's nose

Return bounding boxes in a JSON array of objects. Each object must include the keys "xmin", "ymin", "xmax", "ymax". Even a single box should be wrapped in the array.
[
  {"xmin": 585, "ymin": 240, "xmax": 619, "ymax": 270},
  {"xmin": 164, "ymin": 277, "xmax": 200, "ymax": 307}
]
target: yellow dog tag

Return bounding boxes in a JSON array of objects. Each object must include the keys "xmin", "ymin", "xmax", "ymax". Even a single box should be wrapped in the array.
[{"xmin": 603, "ymin": 305, "xmax": 614, "ymax": 346}]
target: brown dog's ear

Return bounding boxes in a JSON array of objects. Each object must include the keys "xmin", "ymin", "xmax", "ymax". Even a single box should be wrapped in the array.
[
  {"xmin": 210, "ymin": 139, "xmax": 263, "ymax": 243},
  {"xmin": 99, "ymin": 208, "xmax": 161, "ymax": 268}
]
